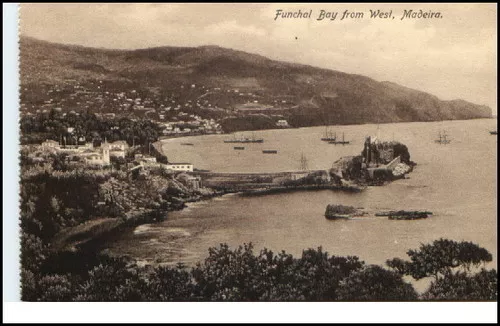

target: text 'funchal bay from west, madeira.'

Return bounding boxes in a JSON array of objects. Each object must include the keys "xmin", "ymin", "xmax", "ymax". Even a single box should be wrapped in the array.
[{"xmin": 274, "ymin": 9, "xmax": 443, "ymax": 21}]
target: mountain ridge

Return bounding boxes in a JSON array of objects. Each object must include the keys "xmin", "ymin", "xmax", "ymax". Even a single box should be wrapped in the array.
[{"xmin": 19, "ymin": 36, "xmax": 492, "ymax": 129}]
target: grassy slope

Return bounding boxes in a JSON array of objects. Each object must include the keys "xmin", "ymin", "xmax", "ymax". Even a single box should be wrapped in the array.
[{"xmin": 20, "ymin": 36, "xmax": 492, "ymax": 126}]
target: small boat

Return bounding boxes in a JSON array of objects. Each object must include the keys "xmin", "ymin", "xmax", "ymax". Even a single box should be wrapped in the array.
[
  {"xmin": 490, "ymin": 131, "xmax": 497, "ymax": 135},
  {"xmin": 234, "ymin": 146, "xmax": 245, "ymax": 150},
  {"xmin": 181, "ymin": 143, "xmax": 194, "ymax": 146},
  {"xmin": 329, "ymin": 132, "xmax": 350, "ymax": 145},
  {"xmin": 262, "ymin": 150, "xmax": 278, "ymax": 154}
]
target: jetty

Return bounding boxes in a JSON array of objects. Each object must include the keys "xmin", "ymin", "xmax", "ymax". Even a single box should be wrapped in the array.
[{"xmin": 196, "ymin": 170, "xmax": 365, "ymax": 195}]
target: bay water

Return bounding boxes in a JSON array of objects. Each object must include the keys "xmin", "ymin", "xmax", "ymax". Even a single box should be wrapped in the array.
[{"xmin": 105, "ymin": 119, "xmax": 497, "ymax": 278}]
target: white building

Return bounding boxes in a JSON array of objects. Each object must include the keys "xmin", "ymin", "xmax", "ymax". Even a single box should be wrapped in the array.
[
  {"xmin": 276, "ymin": 119, "xmax": 290, "ymax": 127},
  {"xmin": 80, "ymin": 147, "xmax": 110, "ymax": 166},
  {"xmin": 41, "ymin": 139, "xmax": 94, "ymax": 153},
  {"xmin": 102, "ymin": 140, "xmax": 128, "ymax": 158},
  {"xmin": 135, "ymin": 154, "xmax": 158, "ymax": 166},
  {"xmin": 105, "ymin": 140, "xmax": 129, "ymax": 151},
  {"xmin": 165, "ymin": 163, "xmax": 194, "ymax": 172},
  {"xmin": 41, "ymin": 139, "xmax": 59, "ymax": 149}
]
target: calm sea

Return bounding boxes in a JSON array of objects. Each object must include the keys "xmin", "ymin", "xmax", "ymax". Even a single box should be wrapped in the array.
[{"xmin": 105, "ymin": 119, "xmax": 497, "ymax": 276}]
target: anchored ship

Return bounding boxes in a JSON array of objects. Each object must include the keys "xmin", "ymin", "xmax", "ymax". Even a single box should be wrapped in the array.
[
  {"xmin": 321, "ymin": 126, "xmax": 337, "ymax": 142},
  {"xmin": 329, "ymin": 132, "xmax": 350, "ymax": 145},
  {"xmin": 224, "ymin": 132, "xmax": 264, "ymax": 143},
  {"xmin": 435, "ymin": 130, "xmax": 451, "ymax": 144}
]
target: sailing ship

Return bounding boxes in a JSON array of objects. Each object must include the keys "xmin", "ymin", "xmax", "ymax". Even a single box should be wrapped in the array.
[
  {"xmin": 321, "ymin": 126, "xmax": 337, "ymax": 142},
  {"xmin": 435, "ymin": 130, "xmax": 451, "ymax": 144},
  {"xmin": 224, "ymin": 132, "xmax": 264, "ymax": 143},
  {"xmin": 329, "ymin": 132, "xmax": 350, "ymax": 145}
]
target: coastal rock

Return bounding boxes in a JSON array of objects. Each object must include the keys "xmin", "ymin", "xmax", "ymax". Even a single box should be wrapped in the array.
[
  {"xmin": 375, "ymin": 210, "xmax": 432, "ymax": 220},
  {"xmin": 330, "ymin": 156, "xmax": 364, "ymax": 182},
  {"xmin": 325, "ymin": 204, "xmax": 365, "ymax": 220}
]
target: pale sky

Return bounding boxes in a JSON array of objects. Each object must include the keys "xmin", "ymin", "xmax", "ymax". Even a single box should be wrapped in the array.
[{"xmin": 20, "ymin": 3, "xmax": 497, "ymax": 113}]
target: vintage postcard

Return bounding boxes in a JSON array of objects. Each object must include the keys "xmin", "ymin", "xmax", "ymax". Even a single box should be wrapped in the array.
[{"xmin": 5, "ymin": 2, "xmax": 498, "ymax": 323}]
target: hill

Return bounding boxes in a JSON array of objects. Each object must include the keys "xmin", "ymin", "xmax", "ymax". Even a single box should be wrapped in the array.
[{"xmin": 19, "ymin": 36, "xmax": 492, "ymax": 131}]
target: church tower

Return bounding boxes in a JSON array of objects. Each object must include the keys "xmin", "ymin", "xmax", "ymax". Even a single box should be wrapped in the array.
[{"xmin": 102, "ymin": 138, "xmax": 110, "ymax": 165}]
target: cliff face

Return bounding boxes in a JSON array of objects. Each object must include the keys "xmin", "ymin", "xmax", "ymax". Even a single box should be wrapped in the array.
[{"xmin": 20, "ymin": 37, "xmax": 492, "ymax": 129}]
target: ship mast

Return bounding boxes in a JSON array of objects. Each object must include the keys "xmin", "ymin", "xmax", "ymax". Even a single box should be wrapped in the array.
[{"xmin": 299, "ymin": 152, "xmax": 308, "ymax": 171}]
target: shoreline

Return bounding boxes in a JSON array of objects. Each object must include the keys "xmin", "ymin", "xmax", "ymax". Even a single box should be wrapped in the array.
[
  {"xmin": 55, "ymin": 182, "xmax": 367, "ymax": 256},
  {"xmin": 61, "ymin": 122, "xmax": 420, "ymax": 260},
  {"xmin": 156, "ymin": 117, "xmax": 496, "ymax": 144}
]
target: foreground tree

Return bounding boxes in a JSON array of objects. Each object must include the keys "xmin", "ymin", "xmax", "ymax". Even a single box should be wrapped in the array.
[
  {"xmin": 386, "ymin": 238, "xmax": 497, "ymax": 301},
  {"xmin": 147, "ymin": 264, "xmax": 195, "ymax": 301},
  {"xmin": 336, "ymin": 265, "xmax": 418, "ymax": 301},
  {"xmin": 75, "ymin": 258, "xmax": 149, "ymax": 301},
  {"xmin": 292, "ymin": 247, "xmax": 364, "ymax": 301},
  {"xmin": 387, "ymin": 238, "xmax": 493, "ymax": 280},
  {"xmin": 422, "ymin": 269, "xmax": 498, "ymax": 301},
  {"xmin": 191, "ymin": 243, "xmax": 264, "ymax": 301},
  {"xmin": 191, "ymin": 243, "xmax": 365, "ymax": 301}
]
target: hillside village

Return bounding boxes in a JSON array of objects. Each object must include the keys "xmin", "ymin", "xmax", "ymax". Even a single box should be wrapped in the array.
[{"xmin": 20, "ymin": 78, "xmax": 293, "ymax": 137}]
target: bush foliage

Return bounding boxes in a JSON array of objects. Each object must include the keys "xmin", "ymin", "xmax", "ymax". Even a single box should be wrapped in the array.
[{"xmin": 20, "ymin": 239, "xmax": 497, "ymax": 302}]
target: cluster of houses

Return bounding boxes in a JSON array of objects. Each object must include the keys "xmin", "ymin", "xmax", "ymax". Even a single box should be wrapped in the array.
[
  {"xmin": 160, "ymin": 115, "xmax": 222, "ymax": 136},
  {"xmin": 21, "ymin": 80, "xmax": 225, "ymax": 123},
  {"xmin": 21, "ymin": 78, "xmax": 296, "ymax": 135},
  {"xmin": 39, "ymin": 138, "xmax": 194, "ymax": 173},
  {"xmin": 41, "ymin": 138, "xmax": 127, "ymax": 166}
]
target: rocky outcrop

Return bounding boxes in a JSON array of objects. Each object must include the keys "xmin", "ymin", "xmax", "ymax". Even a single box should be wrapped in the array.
[
  {"xmin": 330, "ymin": 156, "xmax": 365, "ymax": 183},
  {"xmin": 324, "ymin": 206, "xmax": 433, "ymax": 221},
  {"xmin": 325, "ymin": 205, "xmax": 366, "ymax": 220},
  {"xmin": 375, "ymin": 210, "xmax": 433, "ymax": 220}
]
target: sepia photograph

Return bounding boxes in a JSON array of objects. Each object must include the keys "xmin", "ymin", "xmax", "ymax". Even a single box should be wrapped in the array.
[{"xmin": 4, "ymin": 2, "xmax": 498, "ymax": 323}]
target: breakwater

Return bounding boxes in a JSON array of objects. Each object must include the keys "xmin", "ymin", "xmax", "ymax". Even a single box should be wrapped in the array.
[{"xmin": 197, "ymin": 170, "xmax": 330, "ymax": 191}]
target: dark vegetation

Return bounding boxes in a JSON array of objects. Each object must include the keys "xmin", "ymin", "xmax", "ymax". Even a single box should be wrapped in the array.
[
  {"xmin": 20, "ymin": 237, "xmax": 497, "ymax": 301},
  {"xmin": 220, "ymin": 115, "xmax": 276, "ymax": 133},
  {"xmin": 20, "ymin": 109, "xmax": 161, "ymax": 146}
]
